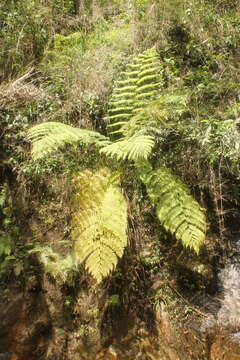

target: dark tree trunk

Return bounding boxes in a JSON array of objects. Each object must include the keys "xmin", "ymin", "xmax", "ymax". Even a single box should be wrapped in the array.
[{"xmin": 73, "ymin": 0, "xmax": 81, "ymax": 15}]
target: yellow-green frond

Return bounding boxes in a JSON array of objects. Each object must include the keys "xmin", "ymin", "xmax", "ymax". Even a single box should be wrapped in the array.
[
  {"xmin": 141, "ymin": 167, "xmax": 206, "ymax": 254},
  {"xmin": 27, "ymin": 121, "xmax": 109, "ymax": 160},
  {"xmin": 100, "ymin": 135, "xmax": 155, "ymax": 161},
  {"xmin": 71, "ymin": 168, "xmax": 128, "ymax": 283}
]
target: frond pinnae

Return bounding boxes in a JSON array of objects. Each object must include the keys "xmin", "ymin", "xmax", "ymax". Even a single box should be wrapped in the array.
[
  {"xmin": 27, "ymin": 121, "xmax": 109, "ymax": 160},
  {"xmin": 141, "ymin": 167, "xmax": 206, "ymax": 254},
  {"xmin": 107, "ymin": 48, "xmax": 164, "ymax": 138},
  {"xmin": 100, "ymin": 135, "xmax": 155, "ymax": 161},
  {"xmin": 71, "ymin": 168, "xmax": 128, "ymax": 283}
]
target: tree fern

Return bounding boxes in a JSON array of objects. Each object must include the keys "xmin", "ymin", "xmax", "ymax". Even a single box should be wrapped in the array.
[
  {"xmin": 27, "ymin": 121, "xmax": 109, "ymax": 160},
  {"xmin": 26, "ymin": 48, "xmax": 206, "ymax": 285},
  {"xmin": 71, "ymin": 168, "xmax": 127, "ymax": 283},
  {"xmin": 140, "ymin": 167, "xmax": 206, "ymax": 254}
]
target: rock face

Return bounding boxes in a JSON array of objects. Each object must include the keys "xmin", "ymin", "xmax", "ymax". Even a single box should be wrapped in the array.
[
  {"xmin": 217, "ymin": 264, "xmax": 240, "ymax": 328},
  {"xmin": 0, "ymin": 283, "xmax": 51, "ymax": 360},
  {"xmin": 1, "ymin": 262, "xmax": 240, "ymax": 359},
  {"xmin": 210, "ymin": 334, "xmax": 240, "ymax": 360},
  {"xmin": 1, "ymin": 288, "xmax": 240, "ymax": 360},
  {"xmin": 208, "ymin": 263, "xmax": 240, "ymax": 360}
]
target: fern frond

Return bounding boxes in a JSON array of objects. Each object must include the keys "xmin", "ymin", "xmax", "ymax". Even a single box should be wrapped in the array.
[
  {"xmin": 121, "ymin": 104, "xmax": 168, "ymax": 137},
  {"xmin": 141, "ymin": 56, "xmax": 159, "ymax": 64},
  {"xmin": 27, "ymin": 121, "xmax": 109, "ymax": 160},
  {"xmin": 71, "ymin": 169, "xmax": 127, "ymax": 283},
  {"xmin": 126, "ymin": 64, "xmax": 141, "ymax": 71},
  {"xmin": 124, "ymin": 70, "xmax": 139, "ymax": 77},
  {"xmin": 109, "ymin": 99, "xmax": 134, "ymax": 107},
  {"xmin": 108, "ymin": 113, "xmax": 132, "ymax": 121},
  {"xmin": 111, "ymin": 92, "xmax": 134, "ymax": 100},
  {"xmin": 137, "ymin": 74, "xmax": 159, "ymax": 85},
  {"xmin": 141, "ymin": 167, "xmax": 206, "ymax": 254},
  {"xmin": 100, "ymin": 135, "xmax": 154, "ymax": 161},
  {"xmin": 138, "ymin": 66, "xmax": 160, "ymax": 78},
  {"xmin": 109, "ymin": 106, "xmax": 133, "ymax": 114},
  {"xmin": 115, "ymin": 78, "xmax": 137, "ymax": 85},
  {"xmin": 106, "ymin": 48, "xmax": 163, "ymax": 138},
  {"xmin": 136, "ymin": 82, "xmax": 161, "ymax": 93},
  {"xmin": 135, "ymin": 91, "xmax": 158, "ymax": 100},
  {"xmin": 140, "ymin": 62, "xmax": 160, "ymax": 71},
  {"xmin": 114, "ymin": 85, "xmax": 137, "ymax": 93}
]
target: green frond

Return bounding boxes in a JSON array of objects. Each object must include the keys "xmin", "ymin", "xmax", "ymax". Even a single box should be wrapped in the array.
[
  {"xmin": 27, "ymin": 121, "xmax": 109, "ymax": 160},
  {"xmin": 140, "ymin": 62, "xmax": 160, "ymax": 71},
  {"xmin": 100, "ymin": 135, "xmax": 155, "ymax": 161},
  {"xmin": 109, "ymin": 106, "xmax": 133, "ymax": 115},
  {"xmin": 106, "ymin": 48, "xmax": 164, "ymax": 140},
  {"xmin": 140, "ymin": 56, "xmax": 159, "ymax": 64},
  {"xmin": 108, "ymin": 113, "xmax": 132, "ymax": 121},
  {"xmin": 121, "ymin": 103, "xmax": 168, "ymax": 137},
  {"xmin": 141, "ymin": 167, "xmax": 206, "ymax": 254},
  {"xmin": 107, "ymin": 121, "xmax": 129, "ymax": 129},
  {"xmin": 138, "ymin": 66, "xmax": 160, "ymax": 78},
  {"xmin": 111, "ymin": 92, "xmax": 135, "ymax": 100},
  {"xmin": 132, "ymin": 101, "xmax": 147, "ymax": 109},
  {"xmin": 71, "ymin": 169, "xmax": 128, "ymax": 283},
  {"xmin": 109, "ymin": 99, "xmax": 134, "ymax": 107},
  {"xmin": 137, "ymin": 74, "xmax": 159, "ymax": 85},
  {"xmin": 136, "ymin": 82, "xmax": 161, "ymax": 93},
  {"xmin": 115, "ymin": 78, "xmax": 137, "ymax": 85},
  {"xmin": 124, "ymin": 70, "xmax": 139, "ymax": 77},
  {"xmin": 126, "ymin": 63, "xmax": 142, "ymax": 70},
  {"xmin": 135, "ymin": 91, "xmax": 158, "ymax": 100},
  {"xmin": 114, "ymin": 85, "xmax": 137, "ymax": 93}
]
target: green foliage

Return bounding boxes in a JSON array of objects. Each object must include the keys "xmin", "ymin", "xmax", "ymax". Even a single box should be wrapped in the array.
[
  {"xmin": 141, "ymin": 167, "xmax": 206, "ymax": 254},
  {"xmin": 198, "ymin": 117, "xmax": 240, "ymax": 173},
  {"xmin": 2, "ymin": 0, "xmax": 240, "ymax": 298},
  {"xmin": 108, "ymin": 294, "xmax": 120, "ymax": 306},
  {"xmin": 0, "ymin": 184, "xmax": 14, "ymax": 259},
  {"xmin": 101, "ymin": 48, "xmax": 172, "ymax": 161},
  {"xmin": 26, "ymin": 47, "xmax": 207, "ymax": 283},
  {"xmin": 29, "ymin": 246, "xmax": 76, "ymax": 282},
  {"xmin": 71, "ymin": 168, "xmax": 128, "ymax": 283},
  {"xmin": 0, "ymin": 236, "xmax": 12, "ymax": 257},
  {"xmin": 0, "ymin": 1, "xmax": 50, "ymax": 78},
  {"xmin": 120, "ymin": 94, "xmax": 188, "ymax": 138},
  {"xmin": 0, "ymin": 183, "xmax": 21, "ymax": 276},
  {"xmin": 107, "ymin": 47, "xmax": 164, "ymax": 136},
  {"xmin": 100, "ymin": 134, "xmax": 155, "ymax": 161},
  {"xmin": 42, "ymin": 32, "xmax": 84, "ymax": 81},
  {"xmin": 27, "ymin": 121, "xmax": 109, "ymax": 160},
  {"xmin": 52, "ymin": 0, "xmax": 75, "ymax": 15}
]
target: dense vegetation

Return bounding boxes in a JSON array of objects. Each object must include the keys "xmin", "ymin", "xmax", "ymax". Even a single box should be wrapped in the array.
[{"xmin": 0, "ymin": 0, "xmax": 240, "ymax": 355}]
